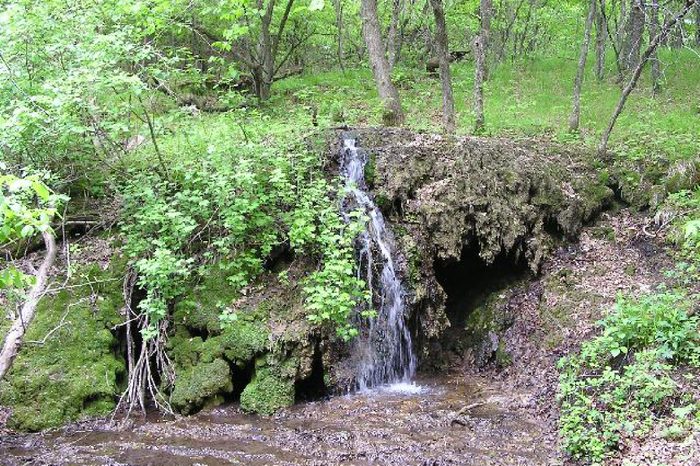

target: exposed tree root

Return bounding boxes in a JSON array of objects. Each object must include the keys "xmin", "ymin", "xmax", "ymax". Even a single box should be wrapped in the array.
[
  {"xmin": 0, "ymin": 231, "xmax": 57, "ymax": 382},
  {"xmin": 115, "ymin": 268, "xmax": 175, "ymax": 417}
]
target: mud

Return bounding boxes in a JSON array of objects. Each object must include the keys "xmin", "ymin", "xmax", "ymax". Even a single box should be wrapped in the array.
[{"xmin": 0, "ymin": 375, "xmax": 557, "ymax": 466}]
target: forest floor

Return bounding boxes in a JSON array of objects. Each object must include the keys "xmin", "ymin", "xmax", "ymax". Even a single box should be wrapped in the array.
[{"xmin": 2, "ymin": 208, "xmax": 693, "ymax": 465}]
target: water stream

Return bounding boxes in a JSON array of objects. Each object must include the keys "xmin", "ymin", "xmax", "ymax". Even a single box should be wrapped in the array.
[{"xmin": 339, "ymin": 135, "xmax": 417, "ymax": 391}]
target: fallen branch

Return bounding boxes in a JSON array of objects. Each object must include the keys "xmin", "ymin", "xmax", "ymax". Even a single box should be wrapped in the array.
[
  {"xmin": 0, "ymin": 231, "xmax": 57, "ymax": 381},
  {"xmin": 450, "ymin": 401, "xmax": 486, "ymax": 426}
]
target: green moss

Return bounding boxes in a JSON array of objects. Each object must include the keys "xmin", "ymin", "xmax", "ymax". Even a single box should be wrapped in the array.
[
  {"xmin": 0, "ymin": 257, "xmax": 127, "ymax": 431},
  {"xmin": 171, "ymin": 358, "xmax": 233, "ymax": 414},
  {"xmin": 173, "ymin": 266, "xmax": 242, "ymax": 335},
  {"xmin": 365, "ymin": 151, "xmax": 377, "ymax": 187},
  {"xmin": 239, "ymin": 359, "xmax": 295, "ymax": 415},
  {"xmin": 494, "ymin": 341, "xmax": 512, "ymax": 368}
]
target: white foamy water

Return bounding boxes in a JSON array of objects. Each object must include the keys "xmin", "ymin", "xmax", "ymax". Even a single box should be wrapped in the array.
[{"xmin": 340, "ymin": 135, "xmax": 417, "ymax": 392}]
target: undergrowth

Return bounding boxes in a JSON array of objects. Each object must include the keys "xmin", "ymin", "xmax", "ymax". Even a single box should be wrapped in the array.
[
  {"xmin": 558, "ymin": 187, "xmax": 700, "ymax": 465},
  {"xmin": 120, "ymin": 115, "xmax": 367, "ymax": 341}
]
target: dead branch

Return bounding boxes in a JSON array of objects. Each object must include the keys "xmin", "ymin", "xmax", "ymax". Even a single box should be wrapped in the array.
[{"xmin": 0, "ymin": 231, "xmax": 57, "ymax": 381}]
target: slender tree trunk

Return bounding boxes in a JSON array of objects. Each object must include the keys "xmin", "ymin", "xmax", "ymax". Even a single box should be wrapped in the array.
[
  {"xmin": 0, "ymin": 232, "xmax": 57, "ymax": 382},
  {"xmin": 649, "ymin": 0, "xmax": 661, "ymax": 94},
  {"xmin": 595, "ymin": 0, "xmax": 607, "ymax": 80},
  {"xmin": 599, "ymin": 0, "xmax": 697, "ymax": 154},
  {"xmin": 429, "ymin": 0, "xmax": 455, "ymax": 133},
  {"xmin": 474, "ymin": 0, "xmax": 489, "ymax": 132},
  {"xmin": 333, "ymin": 0, "xmax": 345, "ymax": 71},
  {"xmin": 696, "ymin": 2, "xmax": 700, "ymax": 45},
  {"xmin": 360, "ymin": 0, "xmax": 405, "ymax": 126},
  {"xmin": 256, "ymin": 0, "xmax": 276, "ymax": 101},
  {"xmin": 621, "ymin": 0, "xmax": 644, "ymax": 70},
  {"xmin": 570, "ymin": 0, "xmax": 597, "ymax": 132},
  {"xmin": 481, "ymin": 0, "xmax": 493, "ymax": 79},
  {"xmin": 387, "ymin": 0, "xmax": 403, "ymax": 69}
]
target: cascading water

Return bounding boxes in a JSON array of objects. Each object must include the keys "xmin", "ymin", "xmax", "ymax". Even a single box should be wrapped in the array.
[{"xmin": 339, "ymin": 134, "xmax": 417, "ymax": 392}]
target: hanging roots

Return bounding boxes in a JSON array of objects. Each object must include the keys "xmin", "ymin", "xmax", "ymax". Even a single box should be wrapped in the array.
[{"xmin": 115, "ymin": 268, "xmax": 175, "ymax": 417}]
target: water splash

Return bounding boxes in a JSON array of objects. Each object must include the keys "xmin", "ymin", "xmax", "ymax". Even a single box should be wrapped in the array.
[{"xmin": 340, "ymin": 135, "xmax": 417, "ymax": 391}]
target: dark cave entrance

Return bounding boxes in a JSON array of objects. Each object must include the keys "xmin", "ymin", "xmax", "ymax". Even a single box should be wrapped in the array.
[
  {"xmin": 295, "ymin": 344, "xmax": 327, "ymax": 402},
  {"xmin": 433, "ymin": 242, "xmax": 531, "ymax": 368},
  {"xmin": 435, "ymin": 244, "xmax": 530, "ymax": 328},
  {"xmin": 225, "ymin": 359, "xmax": 256, "ymax": 403}
]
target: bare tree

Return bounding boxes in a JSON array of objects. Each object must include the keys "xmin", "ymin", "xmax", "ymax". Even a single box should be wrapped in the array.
[
  {"xmin": 595, "ymin": 0, "xmax": 607, "ymax": 80},
  {"xmin": 360, "ymin": 0, "xmax": 405, "ymax": 125},
  {"xmin": 599, "ymin": 0, "xmax": 698, "ymax": 154},
  {"xmin": 428, "ymin": 0, "xmax": 455, "ymax": 133},
  {"xmin": 649, "ymin": 0, "xmax": 661, "ymax": 94},
  {"xmin": 474, "ymin": 0, "xmax": 491, "ymax": 132},
  {"xmin": 569, "ymin": 0, "xmax": 597, "ymax": 132}
]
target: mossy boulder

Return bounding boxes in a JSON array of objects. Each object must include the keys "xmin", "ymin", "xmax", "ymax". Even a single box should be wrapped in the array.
[
  {"xmin": 240, "ymin": 359, "xmax": 295, "ymax": 415},
  {"xmin": 0, "ymin": 257, "xmax": 126, "ymax": 431},
  {"xmin": 171, "ymin": 358, "xmax": 233, "ymax": 414}
]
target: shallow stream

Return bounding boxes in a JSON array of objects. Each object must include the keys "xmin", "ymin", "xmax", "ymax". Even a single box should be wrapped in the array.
[{"xmin": 0, "ymin": 376, "xmax": 555, "ymax": 465}]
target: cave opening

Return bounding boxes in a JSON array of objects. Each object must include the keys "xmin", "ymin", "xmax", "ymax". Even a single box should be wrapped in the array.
[
  {"xmin": 434, "ymin": 242, "xmax": 530, "ymax": 329},
  {"xmin": 225, "ymin": 359, "xmax": 256, "ymax": 403},
  {"xmin": 294, "ymin": 345, "xmax": 327, "ymax": 402}
]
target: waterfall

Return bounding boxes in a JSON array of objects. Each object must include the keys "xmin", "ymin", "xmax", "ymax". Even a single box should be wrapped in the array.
[{"xmin": 339, "ymin": 135, "xmax": 417, "ymax": 391}]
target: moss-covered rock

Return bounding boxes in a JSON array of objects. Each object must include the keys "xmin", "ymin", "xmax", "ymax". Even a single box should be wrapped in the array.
[
  {"xmin": 171, "ymin": 358, "xmax": 233, "ymax": 414},
  {"xmin": 168, "ymin": 258, "xmax": 322, "ymax": 416},
  {"xmin": 240, "ymin": 359, "xmax": 295, "ymax": 415},
  {"xmin": 0, "ymin": 256, "xmax": 126, "ymax": 431}
]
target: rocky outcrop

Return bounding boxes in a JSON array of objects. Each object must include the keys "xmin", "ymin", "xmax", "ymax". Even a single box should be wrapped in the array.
[{"xmin": 340, "ymin": 129, "xmax": 615, "ymax": 366}]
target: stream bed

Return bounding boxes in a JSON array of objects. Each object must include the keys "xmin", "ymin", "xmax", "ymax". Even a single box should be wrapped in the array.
[{"xmin": 0, "ymin": 375, "xmax": 556, "ymax": 465}]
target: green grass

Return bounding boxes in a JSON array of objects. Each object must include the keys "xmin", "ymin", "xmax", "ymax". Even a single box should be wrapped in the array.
[{"xmin": 267, "ymin": 48, "xmax": 700, "ymax": 162}]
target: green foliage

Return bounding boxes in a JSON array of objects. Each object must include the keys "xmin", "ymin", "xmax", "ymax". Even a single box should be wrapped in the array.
[
  {"xmin": 664, "ymin": 188, "xmax": 700, "ymax": 285},
  {"xmin": 0, "ymin": 172, "xmax": 64, "ymax": 246},
  {"xmin": 557, "ymin": 292, "xmax": 700, "ymax": 464},
  {"xmin": 120, "ymin": 117, "xmax": 367, "ymax": 340}
]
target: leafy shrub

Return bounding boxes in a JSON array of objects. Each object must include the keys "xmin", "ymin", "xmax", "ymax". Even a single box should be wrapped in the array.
[
  {"xmin": 120, "ymin": 123, "xmax": 367, "ymax": 340},
  {"xmin": 558, "ymin": 292, "xmax": 700, "ymax": 464}
]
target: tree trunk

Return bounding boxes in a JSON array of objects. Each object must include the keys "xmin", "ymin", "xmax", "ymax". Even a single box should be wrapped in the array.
[
  {"xmin": 649, "ymin": 0, "xmax": 661, "ymax": 94},
  {"xmin": 599, "ymin": 0, "xmax": 698, "ymax": 154},
  {"xmin": 474, "ymin": 0, "xmax": 488, "ymax": 132},
  {"xmin": 360, "ymin": 0, "xmax": 405, "ymax": 126},
  {"xmin": 696, "ymin": 2, "xmax": 700, "ymax": 45},
  {"xmin": 333, "ymin": 0, "xmax": 345, "ymax": 71},
  {"xmin": 481, "ymin": 0, "xmax": 493, "ymax": 79},
  {"xmin": 256, "ymin": 0, "xmax": 276, "ymax": 101},
  {"xmin": 429, "ymin": 0, "xmax": 455, "ymax": 133},
  {"xmin": 569, "ymin": 0, "xmax": 597, "ymax": 132},
  {"xmin": 0, "ymin": 232, "xmax": 57, "ymax": 382},
  {"xmin": 621, "ymin": 0, "xmax": 644, "ymax": 70},
  {"xmin": 387, "ymin": 0, "xmax": 403, "ymax": 69},
  {"xmin": 595, "ymin": 0, "xmax": 607, "ymax": 80}
]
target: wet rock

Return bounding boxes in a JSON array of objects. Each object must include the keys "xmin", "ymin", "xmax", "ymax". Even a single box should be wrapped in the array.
[{"xmin": 171, "ymin": 358, "xmax": 233, "ymax": 414}]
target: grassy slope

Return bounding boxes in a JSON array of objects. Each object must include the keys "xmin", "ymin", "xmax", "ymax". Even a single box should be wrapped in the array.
[{"xmin": 269, "ymin": 48, "xmax": 699, "ymax": 162}]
